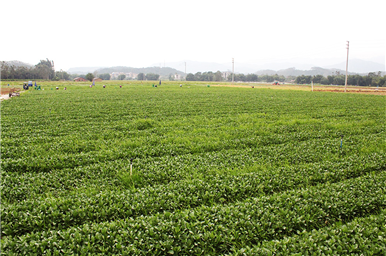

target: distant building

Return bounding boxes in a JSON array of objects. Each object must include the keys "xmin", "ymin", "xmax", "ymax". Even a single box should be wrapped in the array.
[
  {"xmin": 93, "ymin": 78, "xmax": 103, "ymax": 82},
  {"xmin": 74, "ymin": 77, "xmax": 87, "ymax": 82}
]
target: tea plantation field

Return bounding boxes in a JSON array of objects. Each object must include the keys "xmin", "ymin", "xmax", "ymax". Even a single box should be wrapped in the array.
[{"xmin": 1, "ymin": 82, "xmax": 385, "ymax": 255}]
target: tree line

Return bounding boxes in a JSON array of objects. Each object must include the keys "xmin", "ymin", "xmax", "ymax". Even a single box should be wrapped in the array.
[
  {"xmin": 136, "ymin": 73, "xmax": 160, "ymax": 81},
  {"xmin": 1, "ymin": 59, "xmax": 71, "ymax": 81},
  {"xmin": 68, "ymin": 72, "xmax": 161, "ymax": 81},
  {"xmin": 295, "ymin": 72, "xmax": 386, "ymax": 86},
  {"xmin": 185, "ymin": 71, "xmax": 286, "ymax": 83},
  {"xmin": 2, "ymin": 59, "xmax": 385, "ymax": 86}
]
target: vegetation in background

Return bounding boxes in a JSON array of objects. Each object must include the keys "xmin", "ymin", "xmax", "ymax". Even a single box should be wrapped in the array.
[{"xmin": 2, "ymin": 59, "xmax": 385, "ymax": 86}]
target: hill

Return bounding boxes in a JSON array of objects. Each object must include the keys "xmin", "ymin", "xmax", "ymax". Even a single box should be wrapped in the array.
[
  {"xmin": 67, "ymin": 66, "xmax": 185, "ymax": 77},
  {"xmin": 95, "ymin": 66, "xmax": 184, "ymax": 76},
  {"xmin": 256, "ymin": 67, "xmax": 352, "ymax": 77},
  {"xmin": 67, "ymin": 67, "xmax": 107, "ymax": 74},
  {"xmin": 323, "ymin": 59, "xmax": 385, "ymax": 74},
  {"xmin": 167, "ymin": 59, "xmax": 385, "ymax": 75}
]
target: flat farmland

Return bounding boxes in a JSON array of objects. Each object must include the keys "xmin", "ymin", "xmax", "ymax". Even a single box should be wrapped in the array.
[{"xmin": 1, "ymin": 82, "xmax": 385, "ymax": 255}]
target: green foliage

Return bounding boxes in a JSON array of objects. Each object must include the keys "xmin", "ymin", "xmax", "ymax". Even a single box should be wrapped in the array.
[
  {"xmin": 99, "ymin": 73, "xmax": 111, "ymax": 80},
  {"xmin": 85, "ymin": 73, "xmax": 94, "ymax": 81},
  {"xmin": 258, "ymin": 74, "xmax": 286, "ymax": 83},
  {"xmin": 137, "ymin": 72, "xmax": 145, "ymax": 80},
  {"xmin": 186, "ymin": 71, "xmax": 225, "ymax": 81},
  {"xmin": 55, "ymin": 70, "xmax": 70, "ymax": 80},
  {"xmin": 1, "ymin": 83, "xmax": 385, "ymax": 254},
  {"xmin": 186, "ymin": 73, "xmax": 195, "ymax": 81},
  {"xmin": 295, "ymin": 73, "xmax": 386, "ymax": 86},
  {"xmin": 232, "ymin": 208, "xmax": 386, "ymax": 255},
  {"xmin": 145, "ymin": 73, "xmax": 160, "ymax": 80}
]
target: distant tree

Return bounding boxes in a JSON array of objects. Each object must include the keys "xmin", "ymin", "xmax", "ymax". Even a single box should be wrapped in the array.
[
  {"xmin": 266, "ymin": 75, "xmax": 275, "ymax": 83},
  {"xmin": 320, "ymin": 77, "xmax": 330, "ymax": 85},
  {"xmin": 168, "ymin": 73, "xmax": 175, "ymax": 81},
  {"xmin": 214, "ymin": 71, "xmax": 223, "ymax": 81},
  {"xmin": 333, "ymin": 75, "xmax": 345, "ymax": 85},
  {"xmin": 246, "ymin": 74, "xmax": 258, "ymax": 82},
  {"xmin": 194, "ymin": 72, "xmax": 202, "ymax": 81},
  {"xmin": 312, "ymin": 75, "xmax": 324, "ymax": 84},
  {"xmin": 99, "ymin": 73, "xmax": 111, "ymax": 80},
  {"xmin": 186, "ymin": 73, "xmax": 195, "ymax": 81},
  {"xmin": 238, "ymin": 74, "xmax": 246, "ymax": 82},
  {"xmin": 137, "ymin": 73, "xmax": 145, "ymax": 80},
  {"xmin": 295, "ymin": 75, "xmax": 312, "ymax": 84},
  {"xmin": 257, "ymin": 74, "xmax": 276, "ymax": 83},
  {"xmin": 55, "ymin": 70, "xmax": 70, "ymax": 80},
  {"xmin": 86, "ymin": 73, "xmax": 94, "ymax": 81},
  {"xmin": 145, "ymin": 73, "xmax": 160, "ymax": 80},
  {"xmin": 327, "ymin": 75, "xmax": 334, "ymax": 84},
  {"xmin": 35, "ymin": 58, "xmax": 55, "ymax": 80},
  {"xmin": 203, "ymin": 71, "xmax": 214, "ymax": 81},
  {"xmin": 118, "ymin": 74, "xmax": 126, "ymax": 80},
  {"xmin": 379, "ymin": 75, "xmax": 386, "ymax": 86}
]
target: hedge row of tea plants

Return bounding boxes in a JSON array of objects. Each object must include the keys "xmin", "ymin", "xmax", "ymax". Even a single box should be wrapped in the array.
[
  {"xmin": 232, "ymin": 208, "xmax": 386, "ymax": 255},
  {"xmin": 3, "ymin": 152, "xmax": 384, "ymax": 237},
  {"xmin": 2, "ymin": 171, "xmax": 385, "ymax": 254}
]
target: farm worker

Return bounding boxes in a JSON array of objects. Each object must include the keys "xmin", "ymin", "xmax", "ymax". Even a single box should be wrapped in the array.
[
  {"xmin": 180, "ymin": 84, "xmax": 182, "ymax": 87},
  {"xmin": 103, "ymin": 85, "xmax": 106, "ymax": 88},
  {"xmin": 56, "ymin": 87, "xmax": 59, "ymax": 90},
  {"xmin": 159, "ymin": 80, "xmax": 161, "ymax": 86},
  {"xmin": 120, "ymin": 85, "xmax": 122, "ymax": 88},
  {"xmin": 64, "ymin": 87, "xmax": 67, "ymax": 90}
]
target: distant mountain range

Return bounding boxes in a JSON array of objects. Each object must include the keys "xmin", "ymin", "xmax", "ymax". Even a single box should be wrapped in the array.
[
  {"xmin": 164, "ymin": 59, "xmax": 385, "ymax": 75},
  {"xmin": 67, "ymin": 66, "xmax": 185, "ymax": 77},
  {"xmin": 255, "ymin": 67, "xmax": 368, "ymax": 77},
  {"xmin": 67, "ymin": 67, "xmax": 107, "ymax": 74},
  {"xmin": 323, "ymin": 59, "xmax": 385, "ymax": 74},
  {"xmin": 66, "ymin": 61, "xmax": 385, "ymax": 78}
]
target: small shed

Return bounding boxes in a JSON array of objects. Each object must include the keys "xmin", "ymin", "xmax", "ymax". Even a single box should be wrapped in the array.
[
  {"xmin": 74, "ymin": 77, "xmax": 87, "ymax": 82},
  {"xmin": 93, "ymin": 78, "xmax": 103, "ymax": 82}
]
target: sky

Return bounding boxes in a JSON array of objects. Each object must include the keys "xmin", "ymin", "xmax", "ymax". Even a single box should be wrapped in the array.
[{"xmin": 1, "ymin": 0, "xmax": 385, "ymax": 72}]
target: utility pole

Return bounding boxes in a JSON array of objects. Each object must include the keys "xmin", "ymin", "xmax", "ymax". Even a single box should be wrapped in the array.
[
  {"xmin": 185, "ymin": 62, "xmax": 186, "ymax": 81},
  {"xmin": 232, "ymin": 58, "xmax": 234, "ymax": 84},
  {"xmin": 345, "ymin": 41, "xmax": 349, "ymax": 92}
]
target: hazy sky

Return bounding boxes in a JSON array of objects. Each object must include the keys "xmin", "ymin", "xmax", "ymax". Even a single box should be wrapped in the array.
[{"xmin": 2, "ymin": 0, "xmax": 385, "ymax": 71}]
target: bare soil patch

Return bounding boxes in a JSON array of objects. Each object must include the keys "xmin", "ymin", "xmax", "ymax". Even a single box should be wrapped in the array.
[{"xmin": 1, "ymin": 88, "xmax": 20, "ymax": 95}]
